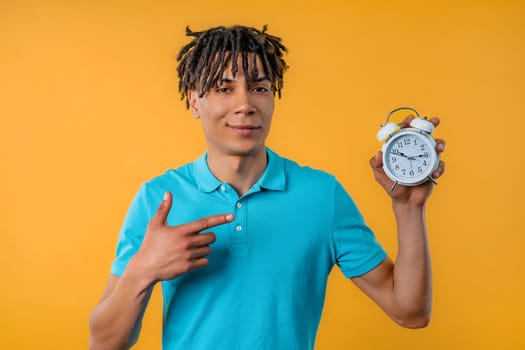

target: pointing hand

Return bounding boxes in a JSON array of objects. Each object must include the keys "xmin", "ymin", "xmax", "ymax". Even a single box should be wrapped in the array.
[{"xmin": 130, "ymin": 192, "xmax": 234, "ymax": 283}]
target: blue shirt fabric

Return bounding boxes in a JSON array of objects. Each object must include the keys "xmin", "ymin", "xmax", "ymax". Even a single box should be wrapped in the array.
[{"xmin": 111, "ymin": 148, "xmax": 387, "ymax": 350}]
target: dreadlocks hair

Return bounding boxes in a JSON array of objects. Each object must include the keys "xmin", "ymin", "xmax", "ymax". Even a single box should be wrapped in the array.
[{"xmin": 176, "ymin": 25, "xmax": 288, "ymax": 109}]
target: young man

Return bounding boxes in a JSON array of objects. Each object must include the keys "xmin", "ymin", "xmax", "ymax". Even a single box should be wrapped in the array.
[{"xmin": 89, "ymin": 25, "xmax": 446, "ymax": 349}]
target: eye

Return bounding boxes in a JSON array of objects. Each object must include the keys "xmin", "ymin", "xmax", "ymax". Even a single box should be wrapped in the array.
[
  {"xmin": 215, "ymin": 87, "xmax": 230, "ymax": 93},
  {"xmin": 252, "ymin": 86, "xmax": 270, "ymax": 93}
]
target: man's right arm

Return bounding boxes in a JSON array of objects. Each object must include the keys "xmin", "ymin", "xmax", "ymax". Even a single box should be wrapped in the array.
[
  {"xmin": 89, "ymin": 271, "xmax": 153, "ymax": 350},
  {"xmin": 89, "ymin": 192, "xmax": 234, "ymax": 349}
]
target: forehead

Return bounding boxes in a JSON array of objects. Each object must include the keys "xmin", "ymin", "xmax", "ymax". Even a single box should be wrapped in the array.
[{"xmin": 219, "ymin": 52, "xmax": 265, "ymax": 78}]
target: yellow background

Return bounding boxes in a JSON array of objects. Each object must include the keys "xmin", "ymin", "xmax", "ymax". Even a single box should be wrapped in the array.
[{"xmin": 1, "ymin": 0, "xmax": 523, "ymax": 349}]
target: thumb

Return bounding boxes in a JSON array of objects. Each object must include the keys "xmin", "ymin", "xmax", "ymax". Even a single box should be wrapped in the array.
[
  {"xmin": 369, "ymin": 151, "xmax": 383, "ymax": 169},
  {"xmin": 153, "ymin": 191, "xmax": 172, "ymax": 226}
]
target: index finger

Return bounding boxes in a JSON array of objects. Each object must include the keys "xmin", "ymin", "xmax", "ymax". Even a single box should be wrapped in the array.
[
  {"xmin": 429, "ymin": 117, "xmax": 440, "ymax": 127},
  {"xmin": 401, "ymin": 114, "xmax": 416, "ymax": 128},
  {"xmin": 177, "ymin": 213, "xmax": 234, "ymax": 235}
]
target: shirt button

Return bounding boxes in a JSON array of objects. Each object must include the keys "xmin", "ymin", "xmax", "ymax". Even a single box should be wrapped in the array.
[
  {"xmin": 235, "ymin": 225, "xmax": 243, "ymax": 232},
  {"xmin": 236, "ymin": 202, "xmax": 243, "ymax": 209},
  {"xmin": 220, "ymin": 185, "xmax": 226, "ymax": 192}
]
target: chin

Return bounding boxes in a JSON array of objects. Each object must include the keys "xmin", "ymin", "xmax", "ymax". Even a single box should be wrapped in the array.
[{"xmin": 225, "ymin": 143, "xmax": 265, "ymax": 157}]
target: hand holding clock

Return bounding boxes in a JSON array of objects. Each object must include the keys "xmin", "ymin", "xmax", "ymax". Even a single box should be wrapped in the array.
[
  {"xmin": 370, "ymin": 115, "xmax": 446, "ymax": 206},
  {"xmin": 360, "ymin": 112, "xmax": 442, "ymax": 326}
]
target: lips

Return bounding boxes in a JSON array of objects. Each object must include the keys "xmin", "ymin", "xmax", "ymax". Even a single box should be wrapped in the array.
[
  {"xmin": 227, "ymin": 124, "xmax": 261, "ymax": 136},
  {"xmin": 229, "ymin": 125, "xmax": 260, "ymax": 130}
]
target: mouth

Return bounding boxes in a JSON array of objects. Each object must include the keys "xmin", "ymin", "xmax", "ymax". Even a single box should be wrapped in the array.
[{"xmin": 227, "ymin": 124, "xmax": 262, "ymax": 136}]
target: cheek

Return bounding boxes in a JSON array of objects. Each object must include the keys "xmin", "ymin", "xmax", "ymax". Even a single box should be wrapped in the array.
[
  {"xmin": 199, "ymin": 103, "xmax": 228, "ymax": 125},
  {"xmin": 199, "ymin": 112, "xmax": 229, "ymax": 141},
  {"xmin": 259, "ymin": 98, "xmax": 275, "ymax": 118},
  {"xmin": 200, "ymin": 117, "xmax": 222, "ymax": 134}
]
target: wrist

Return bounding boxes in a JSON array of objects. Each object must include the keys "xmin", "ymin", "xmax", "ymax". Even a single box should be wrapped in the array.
[
  {"xmin": 392, "ymin": 200, "xmax": 426, "ymax": 224},
  {"xmin": 392, "ymin": 199, "xmax": 426, "ymax": 211},
  {"xmin": 121, "ymin": 254, "xmax": 157, "ymax": 293}
]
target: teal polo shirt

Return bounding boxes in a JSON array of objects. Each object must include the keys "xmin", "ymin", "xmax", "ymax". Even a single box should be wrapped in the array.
[{"xmin": 111, "ymin": 148, "xmax": 386, "ymax": 350}]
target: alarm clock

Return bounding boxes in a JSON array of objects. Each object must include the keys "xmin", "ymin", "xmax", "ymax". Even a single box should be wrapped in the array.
[{"xmin": 377, "ymin": 107, "xmax": 439, "ymax": 190}]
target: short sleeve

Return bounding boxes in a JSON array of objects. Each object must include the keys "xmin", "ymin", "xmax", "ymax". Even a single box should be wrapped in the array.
[
  {"xmin": 332, "ymin": 180, "xmax": 387, "ymax": 278},
  {"xmin": 110, "ymin": 184, "xmax": 154, "ymax": 277}
]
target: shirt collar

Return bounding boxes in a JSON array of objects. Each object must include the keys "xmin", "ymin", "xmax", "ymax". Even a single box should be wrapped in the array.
[{"xmin": 193, "ymin": 147, "xmax": 286, "ymax": 193}]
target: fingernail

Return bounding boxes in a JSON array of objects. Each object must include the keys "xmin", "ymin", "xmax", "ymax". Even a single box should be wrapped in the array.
[
  {"xmin": 163, "ymin": 192, "xmax": 169, "ymax": 201},
  {"xmin": 225, "ymin": 214, "xmax": 234, "ymax": 221}
]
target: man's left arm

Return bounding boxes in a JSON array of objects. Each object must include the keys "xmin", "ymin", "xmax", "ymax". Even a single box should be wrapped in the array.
[{"xmin": 352, "ymin": 116, "xmax": 446, "ymax": 328}]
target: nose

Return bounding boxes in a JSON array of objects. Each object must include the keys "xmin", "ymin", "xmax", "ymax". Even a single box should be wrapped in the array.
[{"xmin": 234, "ymin": 86, "xmax": 256, "ymax": 116}]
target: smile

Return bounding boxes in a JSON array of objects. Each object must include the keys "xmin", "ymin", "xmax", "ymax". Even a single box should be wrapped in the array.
[{"xmin": 227, "ymin": 124, "xmax": 262, "ymax": 136}]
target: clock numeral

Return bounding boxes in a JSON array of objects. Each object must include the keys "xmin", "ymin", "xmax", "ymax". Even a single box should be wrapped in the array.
[
  {"xmin": 402, "ymin": 169, "xmax": 406, "ymax": 175},
  {"xmin": 418, "ymin": 167, "xmax": 423, "ymax": 173},
  {"xmin": 420, "ymin": 144, "xmax": 425, "ymax": 151},
  {"xmin": 394, "ymin": 165, "xmax": 400, "ymax": 171},
  {"xmin": 413, "ymin": 139, "xmax": 418, "ymax": 145},
  {"xmin": 403, "ymin": 139, "xmax": 411, "ymax": 145},
  {"xmin": 409, "ymin": 170, "xmax": 415, "ymax": 176},
  {"xmin": 397, "ymin": 141, "xmax": 403, "ymax": 148},
  {"xmin": 423, "ymin": 160, "xmax": 427, "ymax": 166}
]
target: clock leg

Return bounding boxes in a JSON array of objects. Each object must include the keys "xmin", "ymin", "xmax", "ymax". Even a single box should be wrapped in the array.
[
  {"xmin": 390, "ymin": 181, "xmax": 399, "ymax": 192},
  {"xmin": 427, "ymin": 176, "xmax": 438, "ymax": 185}
]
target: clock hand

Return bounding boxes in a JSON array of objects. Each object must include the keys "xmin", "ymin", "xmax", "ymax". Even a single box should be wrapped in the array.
[
  {"xmin": 392, "ymin": 150, "xmax": 414, "ymax": 168},
  {"xmin": 391, "ymin": 150, "xmax": 410, "ymax": 159}
]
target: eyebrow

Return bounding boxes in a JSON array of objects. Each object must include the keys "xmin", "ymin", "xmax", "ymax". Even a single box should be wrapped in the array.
[{"xmin": 218, "ymin": 76, "xmax": 271, "ymax": 84}]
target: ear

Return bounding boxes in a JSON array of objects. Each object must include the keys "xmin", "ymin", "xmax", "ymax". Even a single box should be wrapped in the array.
[{"xmin": 188, "ymin": 90, "xmax": 200, "ymax": 119}]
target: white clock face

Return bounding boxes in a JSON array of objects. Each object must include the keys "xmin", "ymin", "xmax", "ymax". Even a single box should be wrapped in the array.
[{"xmin": 383, "ymin": 130, "xmax": 438, "ymax": 185}]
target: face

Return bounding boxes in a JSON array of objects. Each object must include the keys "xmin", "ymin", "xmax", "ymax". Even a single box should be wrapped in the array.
[
  {"xmin": 188, "ymin": 54, "xmax": 275, "ymax": 158},
  {"xmin": 383, "ymin": 130, "xmax": 439, "ymax": 185}
]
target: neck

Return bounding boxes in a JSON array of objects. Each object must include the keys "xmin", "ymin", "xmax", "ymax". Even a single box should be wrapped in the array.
[{"xmin": 206, "ymin": 147, "xmax": 268, "ymax": 196}]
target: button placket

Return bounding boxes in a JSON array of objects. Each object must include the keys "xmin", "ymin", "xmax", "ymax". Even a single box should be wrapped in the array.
[{"xmin": 231, "ymin": 199, "xmax": 247, "ymax": 246}]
